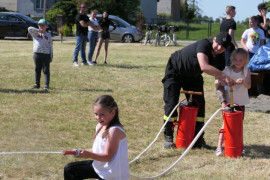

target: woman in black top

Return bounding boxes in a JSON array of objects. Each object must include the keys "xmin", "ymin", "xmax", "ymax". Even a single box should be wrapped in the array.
[{"xmin": 93, "ymin": 11, "xmax": 116, "ymax": 64}]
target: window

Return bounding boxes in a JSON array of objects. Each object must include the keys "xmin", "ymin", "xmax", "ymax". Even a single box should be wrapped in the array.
[
  {"xmin": 0, "ymin": 14, "xmax": 7, "ymax": 21},
  {"xmin": 8, "ymin": 16, "xmax": 23, "ymax": 22},
  {"xmin": 35, "ymin": 0, "xmax": 49, "ymax": 10}
]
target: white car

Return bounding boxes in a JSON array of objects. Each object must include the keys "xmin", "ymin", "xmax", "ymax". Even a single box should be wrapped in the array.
[{"xmin": 88, "ymin": 14, "xmax": 143, "ymax": 43}]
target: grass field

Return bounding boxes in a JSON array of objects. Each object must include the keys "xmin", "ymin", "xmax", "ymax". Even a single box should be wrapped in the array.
[{"xmin": 0, "ymin": 39, "xmax": 269, "ymax": 180}]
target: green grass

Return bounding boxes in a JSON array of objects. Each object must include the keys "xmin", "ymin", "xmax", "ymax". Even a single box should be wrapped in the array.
[{"xmin": 0, "ymin": 40, "xmax": 269, "ymax": 180}]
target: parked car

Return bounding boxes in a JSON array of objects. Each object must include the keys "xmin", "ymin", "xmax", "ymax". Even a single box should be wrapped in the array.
[
  {"xmin": 89, "ymin": 14, "xmax": 143, "ymax": 43},
  {"xmin": 0, "ymin": 12, "xmax": 54, "ymax": 40}
]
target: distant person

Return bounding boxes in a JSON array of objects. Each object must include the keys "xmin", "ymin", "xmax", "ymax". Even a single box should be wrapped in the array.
[
  {"xmin": 73, "ymin": 4, "xmax": 98, "ymax": 67},
  {"xmin": 92, "ymin": 11, "xmax": 116, "ymax": 64},
  {"xmin": 241, "ymin": 16, "xmax": 265, "ymax": 59},
  {"xmin": 87, "ymin": 10, "xmax": 99, "ymax": 65},
  {"xmin": 256, "ymin": 3, "xmax": 269, "ymax": 44},
  {"xmin": 266, "ymin": 18, "xmax": 270, "ymax": 44},
  {"xmin": 162, "ymin": 31, "xmax": 235, "ymax": 149},
  {"xmin": 28, "ymin": 19, "xmax": 53, "ymax": 91},
  {"xmin": 220, "ymin": 5, "xmax": 238, "ymax": 67},
  {"xmin": 64, "ymin": 95, "xmax": 130, "ymax": 180},
  {"xmin": 215, "ymin": 48, "xmax": 251, "ymax": 156}
]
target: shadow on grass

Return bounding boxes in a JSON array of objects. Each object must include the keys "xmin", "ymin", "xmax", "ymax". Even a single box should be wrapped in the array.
[
  {"xmin": 0, "ymin": 89, "xmax": 49, "ymax": 94},
  {"xmin": 245, "ymin": 144, "xmax": 270, "ymax": 159},
  {"xmin": 101, "ymin": 64, "xmax": 158, "ymax": 69},
  {"xmin": 0, "ymin": 88, "xmax": 113, "ymax": 94}
]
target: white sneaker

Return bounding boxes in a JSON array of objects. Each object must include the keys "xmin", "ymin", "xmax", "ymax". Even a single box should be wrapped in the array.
[
  {"xmin": 87, "ymin": 61, "xmax": 96, "ymax": 66},
  {"xmin": 73, "ymin": 62, "xmax": 79, "ymax": 67},
  {"xmin": 216, "ymin": 148, "xmax": 223, "ymax": 156}
]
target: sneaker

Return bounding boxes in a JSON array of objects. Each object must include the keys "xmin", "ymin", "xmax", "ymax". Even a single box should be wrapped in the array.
[
  {"xmin": 216, "ymin": 148, "xmax": 223, "ymax": 156},
  {"xmin": 32, "ymin": 84, "xmax": 40, "ymax": 89},
  {"xmin": 92, "ymin": 61, "xmax": 97, "ymax": 64},
  {"xmin": 164, "ymin": 135, "xmax": 176, "ymax": 149},
  {"xmin": 104, "ymin": 61, "xmax": 107, "ymax": 64},
  {"xmin": 87, "ymin": 61, "xmax": 96, "ymax": 66},
  {"xmin": 81, "ymin": 62, "xmax": 89, "ymax": 66},
  {"xmin": 44, "ymin": 85, "xmax": 49, "ymax": 92},
  {"xmin": 73, "ymin": 61, "xmax": 79, "ymax": 67}
]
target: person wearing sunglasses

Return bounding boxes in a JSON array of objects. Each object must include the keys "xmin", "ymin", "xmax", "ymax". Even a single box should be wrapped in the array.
[{"xmin": 73, "ymin": 4, "xmax": 99, "ymax": 67}]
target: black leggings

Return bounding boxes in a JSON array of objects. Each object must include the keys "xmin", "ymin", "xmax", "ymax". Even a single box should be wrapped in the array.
[
  {"xmin": 64, "ymin": 160, "xmax": 104, "ymax": 180},
  {"xmin": 33, "ymin": 53, "xmax": 50, "ymax": 86}
]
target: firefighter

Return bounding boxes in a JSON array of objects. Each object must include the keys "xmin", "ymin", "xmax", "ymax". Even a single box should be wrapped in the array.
[{"xmin": 162, "ymin": 31, "xmax": 236, "ymax": 149}]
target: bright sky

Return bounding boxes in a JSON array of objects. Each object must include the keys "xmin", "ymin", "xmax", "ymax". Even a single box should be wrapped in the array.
[{"xmin": 199, "ymin": 0, "xmax": 267, "ymax": 22}]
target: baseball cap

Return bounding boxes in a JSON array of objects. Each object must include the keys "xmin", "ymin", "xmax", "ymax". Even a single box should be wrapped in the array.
[
  {"xmin": 258, "ymin": 3, "xmax": 267, "ymax": 10},
  {"xmin": 38, "ymin": 19, "xmax": 48, "ymax": 25},
  {"xmin": 215, "ymin": 31, "xmax": 231, "ymax": 49}
]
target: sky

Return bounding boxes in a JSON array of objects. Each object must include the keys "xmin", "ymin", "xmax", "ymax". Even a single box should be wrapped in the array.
[{"xmin": 198, "ymin": 0, "xmax": 267, "ymax": 22}]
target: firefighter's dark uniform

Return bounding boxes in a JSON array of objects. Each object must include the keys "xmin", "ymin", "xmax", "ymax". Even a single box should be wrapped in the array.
[{"xmin": 162, "ymin": 38, "xmax": 225, "ymax": 148}]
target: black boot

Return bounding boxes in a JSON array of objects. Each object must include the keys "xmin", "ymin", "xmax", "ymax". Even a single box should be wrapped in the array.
[
  {"xmin": 193, "ymin": 122, "xmax": 211, "ymax": 149},
  {"xmin": 163, "ymin": 121, "xmax": 176, "ymax": 148}
]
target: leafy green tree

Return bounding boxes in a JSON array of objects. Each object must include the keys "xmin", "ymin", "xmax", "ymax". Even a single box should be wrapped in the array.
[
  {"xmin": 73, "ymin": 0, "xmax": 140, "ymax": 25},
  {"xmin": 46, "ymin": 1, "xmax": 78, "ymax": 29}
]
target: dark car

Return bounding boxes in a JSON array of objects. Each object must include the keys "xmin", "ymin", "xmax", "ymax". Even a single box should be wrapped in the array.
[{"xmin": 0, "ymin": 12, "xmax": 54, "ymax": 40}]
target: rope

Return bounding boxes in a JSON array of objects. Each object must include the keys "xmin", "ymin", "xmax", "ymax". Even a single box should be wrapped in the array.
[
  {"xmin": 0, "ymin": 151, "xmax": 63, "ymax": 155},
  {"xmin": 129, "ymin": 101, "xmax": 181, "ymax": 164},
  {"xmin": 130, "ymin": 107, "xmax": 228, "ymax": 179}
]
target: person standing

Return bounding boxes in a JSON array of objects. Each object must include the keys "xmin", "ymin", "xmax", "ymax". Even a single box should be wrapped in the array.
[
  {"xmin": 162, "ymin": 31, "xmax": 235, "ymax": 149},
  {"xmin": 64, "ymin": 95, "xmax": 130, "ymax": 180},
  {"xmin": 93, "ymin": 11, "xmax": 116, "ymax": 64},
  {"xmin": 241, "ymin": 16, "xmax": 265, "ymax": 59},
  {"xmin": 87, "ymin": 10, "xmax": 99, "ymax": 65},
  {"xmin": 256, "ymin": 3, "xmax": 269, "ymax": 44},
  {"xmin": 73, "ymin": 4, "xmax": 97, "ymax": 67},
  {"xmin": 215, "ymin": 48, "xmax": 251, "ymax": 156},
  {"xmin": 28, "ymin": 19, "xmax": 53, "ymax": 91},
  {"xmin": 220, "ymin": 5, "xmax": 238, "ymax": 67}
]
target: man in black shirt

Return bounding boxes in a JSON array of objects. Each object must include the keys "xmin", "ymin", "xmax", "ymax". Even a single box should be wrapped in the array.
[
  {"xmin": 162, "ymin": 31, "xmax": 235, "ymax": 149},
  {"xmin": 73, "ymin": 4, "xmax": 98, "ymax": 67},
  {"xmin": 256, "ymin": 3, "xmax": 269, "ymax": 44}
]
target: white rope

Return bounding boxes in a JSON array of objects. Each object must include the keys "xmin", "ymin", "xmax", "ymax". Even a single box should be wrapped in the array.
[
  {"xmin": 130, "ymin": 107, "xmax": 228, "ymax": 179},
  {"xmin": 0, "ymin": 151, "xmax": 63, "ymax": 155},
  {"xmin": 129, "ymin": 101, "xmax": 181, "ymax": 164}
]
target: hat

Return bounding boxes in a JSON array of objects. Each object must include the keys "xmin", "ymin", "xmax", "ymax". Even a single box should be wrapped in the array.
[
  {"xmin": 215, "ymin": 31, "xmax": 231, "ymax": 49},
  {"xmin": 258, "ymin": 3, "xmax": 267, "ymax": 10},
  {"xmin": 38, "ymin": 19, "xmax": 48, "ymax": 24}
]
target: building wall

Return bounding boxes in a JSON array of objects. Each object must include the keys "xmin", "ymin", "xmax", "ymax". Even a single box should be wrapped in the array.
[
  {"xmin": 140, "ymin": 0, "xmax": 157, "ymax": 23},
  {"xmin": 157, "ymin": 0, "xmax": 171, "ymax": 15},
  {"xmin": 1, "ymin": 0, "xmax": 56, "ymax": 17},
  {"xmin": 1, "ymin": 0, "xmax": 17, "ymax": 11}
]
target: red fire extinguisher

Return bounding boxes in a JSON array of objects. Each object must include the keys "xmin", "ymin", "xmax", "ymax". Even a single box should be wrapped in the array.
[
  {"xmin": 174, "ymin": 90, "xmax": 203, "ymax": 149},
  {"xmin": 221, "ymin": 87, "xmax": 244, "ymax": 158}
]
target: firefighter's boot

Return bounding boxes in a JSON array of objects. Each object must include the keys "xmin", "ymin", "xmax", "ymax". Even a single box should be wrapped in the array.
[
  {"xmin": 163, "ymin": 121, "xmax": 176, "ymax": 148},
  {"xmin": 193, "ymin": 122, "xmax": 211, "ymax": 149}
]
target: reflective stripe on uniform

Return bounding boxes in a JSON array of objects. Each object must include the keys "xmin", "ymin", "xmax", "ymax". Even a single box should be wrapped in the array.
[
  {"xmin": 163, "ymin": 115, "xmax": 177, "ymax": 122},
  {"xmin": 196, "ymin": 117, "xmax": 204, "ymax": 122}
]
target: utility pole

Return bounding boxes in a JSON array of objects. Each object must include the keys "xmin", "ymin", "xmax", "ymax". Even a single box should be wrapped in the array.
[{"xmin": 43, "ymin": 0, "xmax": 47, "ymax": 19}]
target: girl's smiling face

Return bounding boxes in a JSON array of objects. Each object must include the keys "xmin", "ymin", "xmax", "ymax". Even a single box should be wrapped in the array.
[
  {"xmin": 93, "ymin": 105, "xmax": 115, "ymax": 126},
  {"xmin": 233, "ymin": 54, "xmax": 246, "ymax": 70}
]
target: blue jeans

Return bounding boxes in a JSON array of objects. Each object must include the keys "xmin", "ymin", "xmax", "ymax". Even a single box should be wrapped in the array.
[
  {"xmin": 88, "ymin": 31, "xmax": 98, "ymax": 62},
  {"xmin": 73, "ymin": 35, "xmax": 87, "ymax": 63}
]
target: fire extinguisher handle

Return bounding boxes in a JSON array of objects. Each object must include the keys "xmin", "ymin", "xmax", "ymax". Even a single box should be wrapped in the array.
[{"xmin": 180, "ymin": 90, "xmax": 203, "ymax": 96}]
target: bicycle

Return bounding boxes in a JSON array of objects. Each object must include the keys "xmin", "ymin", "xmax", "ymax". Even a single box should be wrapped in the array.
[
  {"xmin": 169, "ymin": 25, "xmax": 180, "ymax": 46},
  {"xmin": 159, "ymin": 25, "xmax": 171, "ymax": 46},
  {"xmin": 144, "ymin": 24, "xmax": 154, "ymax": 45}
]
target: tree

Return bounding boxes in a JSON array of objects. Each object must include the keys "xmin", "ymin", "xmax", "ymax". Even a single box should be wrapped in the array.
[
  {"xmin": 46, "ymin": 1, "xmax": 78, "ymax": 29},
  {"xmin": 180, "ymin": 0, "xmax": 201, "ymax": 20},
  {"xmin": 73, "ymin": 0, "xmax": 140, "ymax": 25}
]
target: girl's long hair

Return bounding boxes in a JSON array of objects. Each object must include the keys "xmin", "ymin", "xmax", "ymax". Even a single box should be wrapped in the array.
[{"xmin": 94, "ymin": 95, "xmax": 122, "ymax": 138}]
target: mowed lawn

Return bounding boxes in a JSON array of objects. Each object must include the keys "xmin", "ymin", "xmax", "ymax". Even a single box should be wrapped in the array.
[{"xmin": 0, "ymin": 39, "xmax": 269, "ymax": 180}]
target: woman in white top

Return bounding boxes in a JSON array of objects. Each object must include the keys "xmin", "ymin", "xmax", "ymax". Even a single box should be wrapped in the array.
[
  {"xmin": 215, "ymin": 48, "xmax": 251, "ymax": 156},
  {"xmin": 87, "ymin": 10, "xmax": 100, "ymax": 65},
  {"xmin": 64, "ymin": 95, "xmax": 130, "ymax": 180}
]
